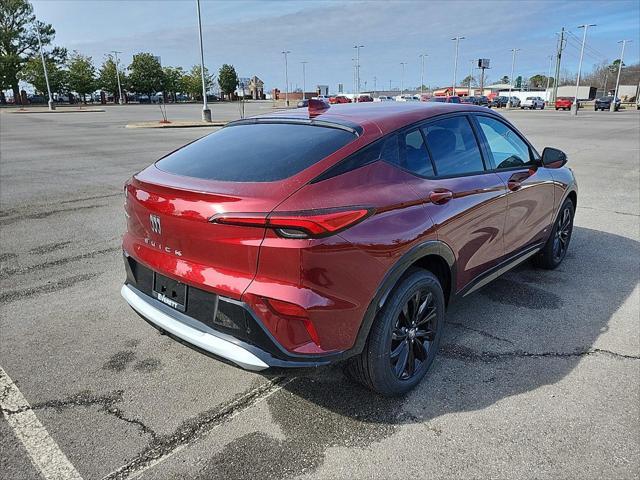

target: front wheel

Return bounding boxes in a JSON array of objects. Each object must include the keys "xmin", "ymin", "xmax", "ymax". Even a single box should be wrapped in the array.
[
  {"xmin": 346, "ymin": 269, "xmax": 445, "ymax": 396},
  {"xmin": 534, "ymin": 198, "xmax": 575, "ymax": 269}
]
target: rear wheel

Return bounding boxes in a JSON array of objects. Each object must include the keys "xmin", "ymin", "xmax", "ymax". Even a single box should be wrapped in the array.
[
  {"xmin": 534, "ymin": 198, "xmax": 574, "ymax": 269},
  {"xmin": 346, "ymin": 269, "xmax": 445, "ymax": 396}
]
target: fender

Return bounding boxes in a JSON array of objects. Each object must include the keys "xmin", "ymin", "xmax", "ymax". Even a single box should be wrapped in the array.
[{"xmin": 346, "ymin": 239, "xmax": 456, "ymax": 356}]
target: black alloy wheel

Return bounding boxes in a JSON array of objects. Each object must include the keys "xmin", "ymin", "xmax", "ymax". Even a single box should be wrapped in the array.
[
  {"xmin": 390, "ymin": 289, "xmax": 437, "ymax": 380},
  {"xmin": 553, "ymin": 205, "xmax": 573, "ymax": 263}
]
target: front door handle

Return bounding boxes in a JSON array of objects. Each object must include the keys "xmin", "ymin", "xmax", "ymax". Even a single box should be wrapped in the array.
[
  {"xmin": 507, "ymin": 170, "xmax": 534, "ymax": 191},
  {"xmin": 429, "ymin": 189, "xmax": 453, "ymax": 205},
  {"xmin": 507, "ymin": 179, "xmax": 522, "ymax": 191}
]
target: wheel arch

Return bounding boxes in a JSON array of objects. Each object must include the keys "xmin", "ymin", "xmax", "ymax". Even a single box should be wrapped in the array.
[{"xmin": 348, "ymin": 240, "xmax": 456, "ymax": 356}]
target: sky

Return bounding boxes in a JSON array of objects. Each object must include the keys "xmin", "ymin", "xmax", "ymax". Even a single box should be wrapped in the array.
[{"xmin": 31, "ymin": 0, "xmax": 640, "ymax": 93}]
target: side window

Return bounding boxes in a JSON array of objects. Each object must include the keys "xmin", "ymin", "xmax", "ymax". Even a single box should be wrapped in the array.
[
  {"xmin": 475, "ymin": 116, "xmax": 533, "ymax": 169},
  {"xmin": 399, "ymin": 129, "xmax": 435, "ymax": 177},
  {"xmin": 422, "ymin": 116, "xmax": 485, "ymax": 176}
]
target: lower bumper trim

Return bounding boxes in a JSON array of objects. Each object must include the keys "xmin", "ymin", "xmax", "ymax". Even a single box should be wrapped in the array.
[{"xmin": 121, "ymin": 284, "xmax": 269, "ymax": 371}]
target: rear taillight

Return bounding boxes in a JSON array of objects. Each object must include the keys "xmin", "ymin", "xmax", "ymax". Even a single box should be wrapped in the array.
[{"xmin": 210, "ymin": 207, "xmax": 373, "ymax": 239}]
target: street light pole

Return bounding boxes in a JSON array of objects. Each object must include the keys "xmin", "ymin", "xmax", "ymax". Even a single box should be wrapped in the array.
[
  {"xmin": 353, "ymin": 45, "xmax": 364, "ymax": 100},
  {"xmin": 111, "ymin": 50, "xmax": 124, "ymax": 104},
  {"xmin": 507, "ymin": 48, "xmax": 520, "ymax": 110},
  {"xmin": 373, "ymin": 76, "xmax": 377, "ymax": 97},
  {"xmin": 35, "ymin": 23, "xmax": 55, "ymax": 111},
  {"xmin": 468, "ymin": 59, "xmax": 474, "ymax": 96},
  {"xmin": 282, "ymin": 50, "xmax": 291, "ymax": 106},
  {"xmin": 195, "ymin": 0, "xmax": 211, "ymax": 122},
  {"xmin": 545, "ymin": 54, "xmax": 554, "ymax": 101},
  {"xmin": 419, "ymin": 54, "xmax": 427, "ymax": 95},
  {"xmin": 451, "ymin": 36, "xmax": 465, "ymax": 97},
  {"xmin": 400, "ymin": 62, "xmax": 407, "ymax": 96},
  {"xmin": 301, "ymin": 61, "xmax": 308, "ymax": 100},
  {"xmin": 611, "ymin": 39, "xmax": 631, "ymax": 112},
  {"xmin": 572, "ymin": 24, "xmax": 596, "ymax": 116}
]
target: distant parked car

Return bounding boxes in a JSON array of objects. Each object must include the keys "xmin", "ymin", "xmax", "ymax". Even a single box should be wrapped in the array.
[
  {"xmin": 594, "ymin": 96, "xmax": 620, "ymax": 111},
  {"xmin": 521, "ymin": 97, "xmax": 545, "ymax": 110},
  {"xmin": 297, "ymin": 99, "xmax": 309, "ymax": 108},
  {"xmin": 490, "ymin": 96, "xmax": 510, "ymax": 108},
  {"xmin": 555, "ymin": 97, "xmax": 576, "ymax": 110},
  {"xmin": 329, "ymin": 96, "xmax": 351, "ymax": 104},
  {"xmin": 395, "ymin": 95, "xmax": 419, "ymax": 102},
  {"xmin": 508, "ymin": 97, "xmax": 521, "ymax": 108},
  {"xmin": 374, "ymin": 95, "xmax": 395, "ymax": 102},
  {"xmin": 27, "ymin": 94, "xmax": 46, "ymax": 104},
  {"xmin": 357, "ymin": 95, "xmax": 373, "ymax": 102},
  {"xmin": 427, "ymin": 96, "xmax": 461, "ymax": 104}
]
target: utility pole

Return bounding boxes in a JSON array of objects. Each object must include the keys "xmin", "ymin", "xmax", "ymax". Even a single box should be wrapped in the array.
[
  {"xmin": 572, "ymin": 24, "xmax": 596, "ymax": 115},
  {"xmin": 111, "ymin": 51, "xmax": 124, "ymax": 104},
  {"xmin": 400, "ymin": 62, "xmax": 407, "ymax": 95},
  {"xmin": 468, "ymin": 59, "xmax": 474, "ymax": 96},
  {"xmin": 506, "ymin": 48, "xmax": 520, "ymax": 110},
  {"xmin": 301, "ymin": 61, "xmax": 308, "ymax": 100},
  {"xmin": 552, "ymin": 28, "xmax": 565, "ymax": 105},
  {"xmin": 451, "ymin": 36, "xmax": 465, "ymax": 96},
  {"xmin": 354, "ymin": 45, "xmax": 364, "ymax": 100},
  {"xmin": 389, "ymin": 79, "xmax": 392, "ymax": 92},
  {"xmin": 282, "ymin": 50, "xmax": 291, "ymax": 106},
  {"xmin": 419, "ymin": 54, "xmax": 427, "ymax": 95},
  {"xmin": 196, "ymin": 0, "xmax": 211, "ymax": 121},
  {"xmin": 545, "ymin": 54, "xmax": 554, "ymax": 101},
  {"xmin": 611, "ymin": 39, "xmax": 631, "ymax": 112},
  {"xmin": 35, "ymin": 23, "xmax": 55, "ymax": 111},
  {"xmin": 373, "ymin": 76, "xmax": 377, "ymax": 97}
]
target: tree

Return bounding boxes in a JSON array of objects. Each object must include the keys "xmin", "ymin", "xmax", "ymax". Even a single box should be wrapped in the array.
[
  {"xmin": 528, "ymin": 74, "xmax": 548, "ymax": 88},
  {"xmin": 128, "ymin": 52, "xmax": 163, "ymax": 98},
  {"xmin": 19, "ymin": 54, "xmax": 68, "ymax": 96},
  {"xmin": 0, "ymin": 0, "xmax": 57, "ymax": 104},
  {"xmin": 218, "ymin": 64, "xmax": 238, "ymax": 100},
  {"xmin": 500, "ymin": 75, "xmax": 509, "ymax": 84},
  {"xmin": 515, "ymin": 76, "xmax": 522, "ymax": 88},
  {"xmin": 162, "ymin": 66, "xmax": 185, "ymax": 102},
  {"xmin": 98, "ymin": 55, "xmax": 126, "ymax": 102},
  {"xmin": 182, "ymin": 65, "xmax": 212, "ymax": 100},
  {"xmin": 461, "ymin": 75, "xmax": 475, "ymax": 87},
  {"xmin": 67, "ymin": 52, "xmax": 96, "ymax": 103}
]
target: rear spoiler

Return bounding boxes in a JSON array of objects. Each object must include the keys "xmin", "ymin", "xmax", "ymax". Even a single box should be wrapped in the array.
[{"xmin": 226, "ymin": 116, "xmax": 362, "ymax": 136}]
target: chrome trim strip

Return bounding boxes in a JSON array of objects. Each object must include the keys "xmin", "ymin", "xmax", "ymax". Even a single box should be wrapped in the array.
[{"xmin": 121, "ymin": 284, "xmax": 269, "ymax": 371}]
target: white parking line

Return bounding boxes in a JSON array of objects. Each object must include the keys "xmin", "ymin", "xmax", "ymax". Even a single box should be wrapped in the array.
[{"xmin": 0, "ymin": 366, "xmax": 83, "ymax": 480}]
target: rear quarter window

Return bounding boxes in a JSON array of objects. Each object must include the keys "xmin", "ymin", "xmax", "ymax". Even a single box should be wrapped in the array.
[{"xmin": 156, "ymin": 123, "xmax": 356, "ymax": 182}]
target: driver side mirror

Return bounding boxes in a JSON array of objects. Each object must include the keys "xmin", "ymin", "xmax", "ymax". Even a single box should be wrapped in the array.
[{"xmin": 541, "ymin": 147, "xmax": 567, "ymax": 168}]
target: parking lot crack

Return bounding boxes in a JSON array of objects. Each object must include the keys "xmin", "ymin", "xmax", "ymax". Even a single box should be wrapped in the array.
[
  {"xmin": 445, "ymin": 321, "xmax": 515, "ymax": 345},
  {"xmin": 29, "ymin": 390, "xmax": 157, "ymax": 440},
  {"xmin": 440, "ymin": 344, "xmax": 640, "ymax": 362}
]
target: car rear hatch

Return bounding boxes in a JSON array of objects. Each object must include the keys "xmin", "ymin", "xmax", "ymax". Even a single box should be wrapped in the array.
[{"xmin": 123, "ymin": 121, "xmax": 360, "ymax": 299}]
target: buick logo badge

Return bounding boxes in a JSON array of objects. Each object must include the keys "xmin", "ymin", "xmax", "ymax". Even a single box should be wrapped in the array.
[{"xmin": 150, "ymin": 214, "xmax": 161, "ymax": 234}]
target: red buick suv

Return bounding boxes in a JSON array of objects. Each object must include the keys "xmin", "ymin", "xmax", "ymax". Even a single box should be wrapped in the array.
[{"xmin": 122, "ymin": 100, "xmax": 577, "ymax": 396}]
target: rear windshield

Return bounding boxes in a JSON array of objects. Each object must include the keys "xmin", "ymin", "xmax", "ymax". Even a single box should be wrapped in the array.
[{"xmin": 155, "ymin": 123, "xmax": 356, "ymax": 182}]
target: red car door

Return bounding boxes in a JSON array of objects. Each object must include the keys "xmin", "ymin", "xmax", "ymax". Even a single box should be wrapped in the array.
[
  {"xmin": 473, "ymin": 114, "xmax": 555, "ymax": 255},
  {"xmin": 399, "ymin": 115, "xmax": 508, "ymax": 292}
]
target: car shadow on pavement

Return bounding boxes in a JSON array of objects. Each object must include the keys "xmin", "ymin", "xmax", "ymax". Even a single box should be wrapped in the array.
[{"xmin": 197, "ymin": 226, "xmax": 639, "ymax": 480}]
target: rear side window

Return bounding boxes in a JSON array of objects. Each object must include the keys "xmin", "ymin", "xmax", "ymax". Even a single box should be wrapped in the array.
[
  {"xmin": 156, "ymin": 123, "xmax": 356, "ymax": 182},
  {"xmin": 422, "ymin": 116, "xmax": 485, "ymax": 176}
]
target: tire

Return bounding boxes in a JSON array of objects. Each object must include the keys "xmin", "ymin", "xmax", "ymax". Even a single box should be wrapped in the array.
[
  {"xmin": 555, "ymin": 107, "xmax": 559, "ymax": 110},
  {"xmin": 520, "ymin": 106, "xmax": 524, "ymax": 109},
  {"xmin": 541, "ymin": 104, "xmax": 545, "ymax": 110},
  {"xmin": 534, "ymin": 198, "xmax": 575, "ymax": 269},
  {"xmin": 345, "ymin": 269, "xmax": 445, "ymax": 396}
]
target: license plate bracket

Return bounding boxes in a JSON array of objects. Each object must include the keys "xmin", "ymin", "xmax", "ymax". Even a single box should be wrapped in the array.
[{"xmin": 152, "ymin": 273, "xmax": 187, "ymax": 312}]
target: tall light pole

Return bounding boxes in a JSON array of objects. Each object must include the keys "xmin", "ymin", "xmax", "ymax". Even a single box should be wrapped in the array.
[
  {"xmin": 611, "ymin": 39, "xmax": 631, "ymax": 112},
  {"xmin": 451, "ymin": 36, "xmax": 465, "ymax": 96},
  {"xmin": 506, "ymin": 48, "xmax": 520, "ymax": 110},
  {"xmin": 282, "ymin": 50, "xmax": 291, "ymax": 106},
  {"xmin": 301, "ymin": 61, "xmax": 308, "ymax": 100},
  {"xmin": 572, "ymin": 24, "xmax": 596, "ymax": 115},
  {"xmin": 373, "ymin": 76, "xmax": 377, "ymax": 97},
  {"xmin": 419, "ymin": 53, "xmax": 427, "ymax": 95},
  {"xmin": 468, "ymin": 59, "xmax": 474, "ymax": 96},
  {"xmin": 111, "ymin": 50, "xmax": 124, "ymax": 104},
  {"xmin": 35, "ymin": 23, "xmax": 55, "ymax": 111},
  {"xmin": 545, "ymin": 54, "xmax": 554, "ymax": 101},
  {"xmin": 400, "ymin": 62, "xmax": 407, "ymax": 95},
  {"xmin": 196, "ymin": 0, "xmax": 211, "ymax": 122},
  {"xmin": 354, "ymin": 45, "xmax": 364, "ymax": 100}
]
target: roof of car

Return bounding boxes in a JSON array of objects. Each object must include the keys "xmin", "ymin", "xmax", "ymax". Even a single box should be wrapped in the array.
[{"xmin": 250, "ymin": 102, "xmax": 492, "ymax": 135}]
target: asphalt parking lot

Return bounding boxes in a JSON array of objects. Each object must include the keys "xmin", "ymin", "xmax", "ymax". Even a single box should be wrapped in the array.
[{"xmin": 1, "ymin": 102, "xmax": 639, "ymax": 480}]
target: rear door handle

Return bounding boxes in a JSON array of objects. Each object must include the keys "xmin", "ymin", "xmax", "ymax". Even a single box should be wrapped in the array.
[{"xmin": 429, "ymin": 189, "xmax": 453, "ymax": 205}]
